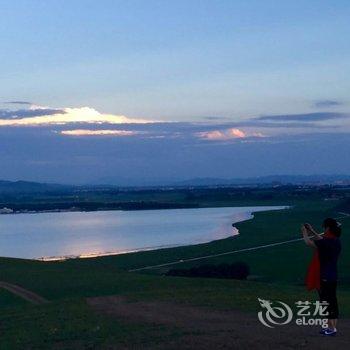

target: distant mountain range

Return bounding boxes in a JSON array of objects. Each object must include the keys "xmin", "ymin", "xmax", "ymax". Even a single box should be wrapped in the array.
[
  {"xmin": 0, "ymin": 175, "xmax": 350, "ymax": 193},
  {"xmin": 172, "ymin": 175, "xmax": 350, "ymax": 187},
  {"xmin": 0, "ymin": 180, "xmax": 71, "ymax": 193},
  {"xmin": 92, "ymin": 174, "xmax": 350, "ymax": 187}
]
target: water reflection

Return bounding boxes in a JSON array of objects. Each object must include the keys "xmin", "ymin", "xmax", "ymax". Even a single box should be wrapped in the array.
[{"xmin": 0, "ymin": 206, "xmax": 287, "ymax": 259}]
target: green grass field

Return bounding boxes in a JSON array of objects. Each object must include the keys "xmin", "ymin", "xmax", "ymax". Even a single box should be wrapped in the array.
[{"xmin": 0, "ymin": 197, "xmax": 349, "ymax": 348}]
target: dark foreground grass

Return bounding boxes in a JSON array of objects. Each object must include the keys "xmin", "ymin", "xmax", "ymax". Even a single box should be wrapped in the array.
[
  {"xmin": 0, "ymin": 289, "xmax": 28, "ymax": 308},
  {"xmin": 1, "ymin": 278, "xmax": 350, "ymax": 348},
  {"xmin": 0, "ymin": 299, "xmax": 181, "ymax": 349}
]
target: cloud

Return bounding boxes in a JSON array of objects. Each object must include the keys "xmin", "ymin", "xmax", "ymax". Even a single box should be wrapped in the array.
[
  {"xmin": 0, "ymin": 108, "xmax": 66, "ymax": 119},
  {"xmin": 201, "ymin": 116, "xmax": 232, "ymax": 121},
  {"xmin": 255, "ymin": 112, "xmax": 347, "ymax": 123},
  {"xmin": 313, "ymin": 100, "xmax": 343, "ymax": 108},
  {"xmin": 60, "ymin": 129, "xmax": 139, "ymax": 136},
  {"xmin": 0, "ymin": 106, "xmax": 153, "ymax": 126},
  {"xmin": 196, "ymin": 128, "xmax": 247, "ymax": 140},
  {"xmin": 227, "ymin": 128, "xmax": 246, "ymax": 138},
  {"xmin": 5, "ymin": 101, "xmax": 32, "ymax": 105},
  {"xmin": 0, "ymin": 102, "xmax": 348, "ymax": 145}
]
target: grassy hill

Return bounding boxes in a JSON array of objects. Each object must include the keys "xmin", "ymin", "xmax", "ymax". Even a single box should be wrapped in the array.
[{"xmin": 0, "ymin": 197, "xmax": 349, "ymax": 348}]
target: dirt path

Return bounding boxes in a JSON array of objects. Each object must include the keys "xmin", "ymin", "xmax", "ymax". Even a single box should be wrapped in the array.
[
  {"xmin": 0, "ymin": 281, "xmax": 48, "ymax": 305},
  {"xmin": 88, "ymin": 296, "xmax": 350, "ymax": 349}
]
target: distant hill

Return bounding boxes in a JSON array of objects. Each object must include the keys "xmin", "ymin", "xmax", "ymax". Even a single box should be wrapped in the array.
[
  {"xmin": 1, "ymin": 174, "xmax": 350, "ymax": 193},
  {"xmin": 173, "ymin": 175, "xmax": 350, "ymax": 187},
  {"xmin": 92, "ymin": 174, "xmax": 350, "ymax": 187},
  {"xmin": 0, "ymin": 180, "xmax": 70, "ymax": 194}
]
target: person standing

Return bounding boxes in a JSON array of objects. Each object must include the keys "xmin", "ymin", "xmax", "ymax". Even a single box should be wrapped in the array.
[{"xmin": 302, "ymin": 218, "xmax": 342, "ymax": 336}]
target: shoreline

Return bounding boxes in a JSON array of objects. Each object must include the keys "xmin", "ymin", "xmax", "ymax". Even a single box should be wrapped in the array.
[
  {"xmin": 36, "ymin": 234, "xmax": 242, "ymax": 262},
  {"xmin": 0, "ymin": 204, "xmax": 202, "ymax": 215}
]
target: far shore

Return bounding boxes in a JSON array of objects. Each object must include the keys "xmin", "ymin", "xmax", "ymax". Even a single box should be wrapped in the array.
[{"xmin": 0, "ymin": 205, "xmax": 200, "ymax": 215}]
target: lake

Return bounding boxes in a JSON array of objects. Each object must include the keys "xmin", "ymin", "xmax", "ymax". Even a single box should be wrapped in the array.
[{"xmin": 0, "ymin": 206, "xmax": 286, "ymax": 259}]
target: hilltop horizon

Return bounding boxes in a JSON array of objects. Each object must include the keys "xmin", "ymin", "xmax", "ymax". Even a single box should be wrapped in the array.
[{"xmin": 1, "ymin": 173, "xmax": 350, "ymax": 189}]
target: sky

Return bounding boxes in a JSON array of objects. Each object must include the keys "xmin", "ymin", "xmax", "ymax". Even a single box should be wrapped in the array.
[{"xmin": 0, "ymin": 0, "xmax": 350, "ymax": 184}]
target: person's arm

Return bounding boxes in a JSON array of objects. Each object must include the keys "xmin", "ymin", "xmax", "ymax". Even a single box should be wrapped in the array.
[
  {"xmin": 301, "ymin": 225, "xmax": 317, "ymax": 248},
  {"xmin": 304, "ymin": 223, "xmax": 323, "ymax": 240}
]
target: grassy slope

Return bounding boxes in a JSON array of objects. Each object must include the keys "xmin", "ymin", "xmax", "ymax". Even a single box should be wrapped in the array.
[
  {"xmin": 0, "ymin": 198, "xmax": 349, "ymax": 348},
  {"xmin": 0, "ymin": 289, "xmax": 28, "ymax": 308},
  {"xmin": 1, "ymin": 198, "xmax": 349, "ymax": 301},
  {"xmin": 0, "ymin": 300, "xmax": 180, "ymax": 350}
]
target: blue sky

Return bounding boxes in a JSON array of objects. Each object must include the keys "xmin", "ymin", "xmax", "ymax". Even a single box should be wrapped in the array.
[{"xmin": 1, "ymin": 1, "xmax": 350, "ymax": 183}]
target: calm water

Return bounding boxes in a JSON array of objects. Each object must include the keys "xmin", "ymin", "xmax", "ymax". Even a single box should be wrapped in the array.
[{"xmin": 0, "ymin": 206, "xmax": 286, "ymax": 259}]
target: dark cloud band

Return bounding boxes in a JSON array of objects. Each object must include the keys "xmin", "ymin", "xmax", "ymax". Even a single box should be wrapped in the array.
[
  {"xmin": 4, "ymin": 101, "xmax": 32, "ymax": 105},
  {"xmin": 313, "ymin": 100, "xmax": 343, "ymax": 108},
  {"xmin": 0, "ymin": 108, "xmax": 66, "ymax": 119},
  {"xmin": 255, "ymin": 112, "xmax": 347, "ymax": 122}
]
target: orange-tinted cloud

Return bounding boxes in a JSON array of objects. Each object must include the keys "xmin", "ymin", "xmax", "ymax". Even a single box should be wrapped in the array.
[{"xmin": 196, "ymin": 128, "xmax": 246, "ymax": 140}]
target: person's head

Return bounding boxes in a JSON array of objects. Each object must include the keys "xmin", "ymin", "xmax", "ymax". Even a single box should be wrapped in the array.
[{"xmin": 323, "ymin": 218, "xmax": 342, "ymax": 237}]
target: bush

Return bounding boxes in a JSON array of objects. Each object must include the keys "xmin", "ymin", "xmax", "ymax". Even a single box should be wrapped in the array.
[{"xmin": 166, "ymin": 262, "xmax": 250, "ymax": 280}]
